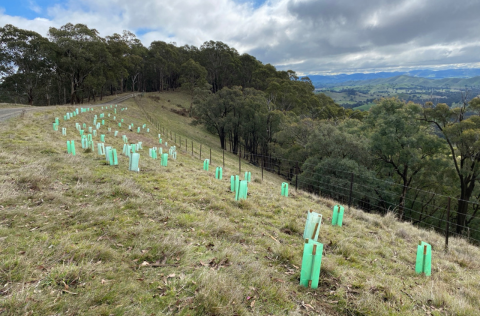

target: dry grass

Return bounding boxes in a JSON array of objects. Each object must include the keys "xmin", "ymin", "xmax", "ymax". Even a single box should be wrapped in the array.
[{"xmin": 0, "ymin": 94, "xmax": 478, "ymax": 315}]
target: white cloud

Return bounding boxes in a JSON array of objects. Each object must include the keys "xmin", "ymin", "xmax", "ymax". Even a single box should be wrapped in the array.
[{"xmin": 1, "ymin": 0, "xmax": 479, "ymax": 74}]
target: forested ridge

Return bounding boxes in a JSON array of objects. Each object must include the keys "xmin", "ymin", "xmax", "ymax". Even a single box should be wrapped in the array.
[{"xmin": 2, "ymin": 23, "xmax": 480, "ymax": 242}]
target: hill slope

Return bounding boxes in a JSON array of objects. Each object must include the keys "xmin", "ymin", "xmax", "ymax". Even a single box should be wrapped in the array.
[{"xmin": 0, "ymin": 93, "xmax": 479, "ymax": 315}]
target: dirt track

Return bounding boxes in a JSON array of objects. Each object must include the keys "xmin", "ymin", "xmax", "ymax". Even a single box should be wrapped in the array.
[{"xmin": 0, "ymin": 94, "xmax": 136, "ymax": 123}]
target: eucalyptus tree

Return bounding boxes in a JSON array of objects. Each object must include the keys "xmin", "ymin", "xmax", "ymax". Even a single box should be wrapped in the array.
[
  {"xmin": 179, "ymin": 58, "xmax": 208, "ymax": 115},
  {"xmin": 423, "ymin": 97, "xmax": 480, "ymax": 233},
  {"xmin": 366, "ymin": 98, "xmax": 444, "ymax": 220},
  {"xmin": 0, "ymin": 24, "xmax": 52, "ymax": 105},
  {"xmin": 48, "ymin": 23, "xmax": 108, "ymax": 104}
]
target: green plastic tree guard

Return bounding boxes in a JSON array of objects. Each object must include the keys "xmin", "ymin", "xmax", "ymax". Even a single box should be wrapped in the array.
[
  {"xmin": 300, "ymin": 240, "xmax": 324, "ymax": 289},
  {"xmin": 64, "ymin": 115, "xmax": 67, "ymax": 120},
  {"xmin": 165, "ymin": 142, "xmax": 168, "ymax": 147},
  {"xmin": 230, "ymin": 175, "xmax": 235, "ymax": 192},
  {"xmin": 89, "ymin": 140, "xmax": 94, "ymax": 151},
  {"xmin": 281, "ymin": 182, "xmax": 289, "ymax": 197},
  {"xmin": 81, "ymin": 137, "xmax": 87, "ymax": 149},
  {"xmin": 161, "ymin": 153, "xmax": 168, "ymax": 167},
  {"xmin": 100, "ymin": 135, "xmax": 105, "ymax": 142},
  {"xmin": 79, "ymin": 130, "xmax": 84, "ymax": 136},
  {"xmin": 131, "ymin": 144, "xmax": 136, "ymax": 153},
  {"xmin": 415, "ymin": 241, "xmax": 432, "ymax": 276},
  {"xmin": 138, "ymin": 142, "xmax": 142, "ymax": 150},
  {"xmin": 62, "ymin": 128, "xmax": 66, "ymax": 136},
  {"xmin": 122, "ymin": 144, "xmax": 127, "ymax": 155},
  {"xmin": 93, "ymin": 130, "xmax": 97, "ymax": 137},
  {"xmin": 137, "ymin": 127, "xmax": 140, "ymax": 133},
  {"xmin": 121, "ymin": 119, "xmax": 124, "ymax": 122},
  {"xmin": 159, "ymin": 147, "xmax": 163, "ymax": 155},
  {"xmin": 244, "ymin": 171, "xmax": 251, "ymax": 182},
  {"xmin": 159, "ymin": 138, "xmax": 162, "ymax": 144},
  {"xmin": 235, "ymin": 180, "xmax": 248, "ymax": 201},
  {"xmin": 89, "ymin": 127, "xmax": 92, "ymax": 133},
  {"xmin": 67, "ymin": 141, "xmax": 71, "ymax": 154},
  {"xmin": 203, "ymin": 159, "xmax": 210, "ymax": 171},
  {"xmin": 111, "ymin": 148, "xmax": 118, "ymax": 165},
  {"xmin": 105, "ymin": 147, "xmax": 112, "ymax": 164},
  {"xmin": 216, "ymin": 167, "xmax": 223, "ymax": 180},
  {"xmin": 55, "ymin": 117, "xmax": 59, "ymax": 124},
  {"xmin": 118, "ymin": 123, "xmax": 121, "ymax": 127},
  {"xmin": 114, "ymin": 131, "xmax": 118, "ymax": 137},
  {"xmin": 71, "ymin": 140, "xmax": 76, "ymax": 156},
  {"xmin": 147, "ymin": 128, "xmax": 149, "ymax": 133},
  {"xmin": 83, "ymin": 123, "xmax": 86, "ymax": 128},
  {"xmin": 97, "ymin": 143, "xmax": 105, "ymax": 156},
  {"xmin": 114, "ymin": 116, "xmax": 116, "ymax": 120},
  {"xmin": 172, "ymin": 152, "xmax": 177, "ymax": 160},
  {"xmin": 108, "ymin": 114, "xmax": 110, "ymax": 117},
  {"xmin": 332, "ymin": 205, "xmax": 345, "ymax": 227},
  {"xmin": 87, "ymin": 134, "xmax": 92, "ymax": 141},
  {"xmin": 108, "ymin": 128, "xmax": 111, "ymax": 132},
  {"xmin": 303, "ymin": 210, "xmax": 323, "ymax": 242},
  {"xmin": 129, "ymin": 153, "xmax": 140, "ymax": 172}
]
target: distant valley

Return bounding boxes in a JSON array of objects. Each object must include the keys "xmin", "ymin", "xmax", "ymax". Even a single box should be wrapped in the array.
[{"xmin": 309, "ymin": 69, "xmax": 480, "ymax": 111}]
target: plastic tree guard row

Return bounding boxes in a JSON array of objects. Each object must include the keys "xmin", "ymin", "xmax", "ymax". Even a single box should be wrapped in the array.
[
  {"xmin": 304, "ymin": 210, "xmax": 322, "ymax": 242},
  {"xmin": 161, "ymin": 153, "xmax": 168, "ymax": 167},
  {"xmin": 332, "ymin": 205, "xmax": 344, "ymax": 227},
  {"xmin": 415, "ymin": 241, "xmax": 432, "ymax": 276},
  {"xmin": 281, "ymin": 182, "xmax": 289, "ymax": 197},
  {"xmin": 129, "ymin": 153, "xmax": 140, "ymax": 172},
  {"xmin": 235, "ymin": 180, "xmax": 248, "ymax": 201},
  {"xmin": 215, "ymin": 167, "xmax": 223, "ymax": 180},
  {"xmin": 67, "ymin": 140, "xmax": 76, "ymax": 155},
  {"xmin": 300, "ymin": 239, "xmax": 323, "ymax": 289}
]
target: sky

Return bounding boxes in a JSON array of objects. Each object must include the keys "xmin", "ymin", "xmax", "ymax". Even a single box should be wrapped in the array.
[{"xmin": 1, "ymin": 0, "xmax": 480, "ymax": 75}]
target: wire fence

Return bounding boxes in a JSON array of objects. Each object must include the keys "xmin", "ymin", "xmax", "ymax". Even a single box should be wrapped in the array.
[{"xmin": 136, "ymin": 96, "xmax": 480, "ymax": 249}]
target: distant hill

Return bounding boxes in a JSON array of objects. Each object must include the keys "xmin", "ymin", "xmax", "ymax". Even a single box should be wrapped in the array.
[
  {"xmin": 307, "ymin": 68, "xmax": 480, "ymax": 88},
  {"xmin": 336, "ymin": 75, "xmax": 480, "ymax": 89}
]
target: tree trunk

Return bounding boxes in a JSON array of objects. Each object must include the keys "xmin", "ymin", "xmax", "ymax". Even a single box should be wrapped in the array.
[
  {"xmin": 70, "ymin": 80, "xmax": 75, "ymax": 105},
  {"xmin": 457, "ymin": 178, "xmax": 476, "ymax": 234}
]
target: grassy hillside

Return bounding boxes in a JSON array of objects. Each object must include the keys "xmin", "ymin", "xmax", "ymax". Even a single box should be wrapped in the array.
[{"xmin": 0, "ymin": 92, "xmax": 479, "ymax": 315}]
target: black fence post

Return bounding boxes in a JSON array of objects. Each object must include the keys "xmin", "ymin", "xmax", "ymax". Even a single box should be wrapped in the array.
[
  {"xmin": 210, "ymin": 148, "xmax": 212, "ymax": 164},
  {"xmin": 348, "ymin": 173, "xmax": 354, "ymax": 210},
  {"xmin": 239, "ymin": 148, "xmax": 241, "ymax": 174},
  {"xmin": 445, "ymin": 197, "xmax": 451, "ymax": 252}
]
